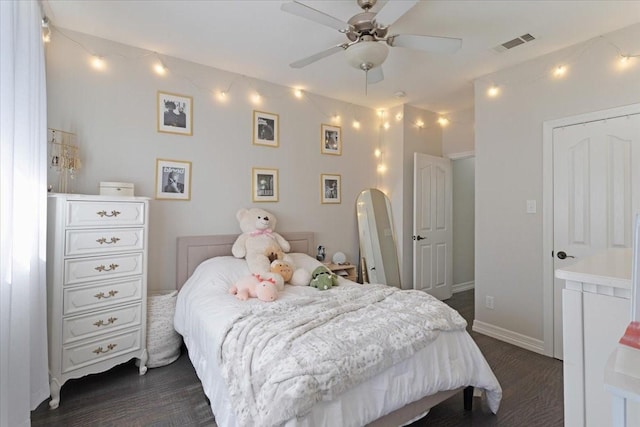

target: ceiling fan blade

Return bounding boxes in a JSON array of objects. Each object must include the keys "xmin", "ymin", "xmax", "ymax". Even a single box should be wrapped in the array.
[
  {"xmin": 290, "ymin": 44, "xmax": 347, "ymax": 68},
  {"xmin": 281, "ymin": 1, "xmax": 350, "ymax": 31},
  {"xmin": 367, "ymin": 66, "xmax": 384, "ymax": 84},
  {"xmin": 374, "ymin": 0, "xmax": 418, "ymax": 26},
  {"xmin": 388, "ymin": 34, "xmax": 462, "ymax": 54}
]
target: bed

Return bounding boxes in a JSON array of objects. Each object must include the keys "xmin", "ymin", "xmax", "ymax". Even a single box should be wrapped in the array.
[{"xmin": 173, "ymin": 232, "xmax": 502, "ymax": 427}]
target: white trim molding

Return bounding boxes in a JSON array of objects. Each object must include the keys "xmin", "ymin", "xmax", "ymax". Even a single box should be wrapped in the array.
[
  {"xmin": 452, "ymin": 280, "xmax": 474, "ymax": 293},
  {"xmin": 446, "ymin": 150, "xmax": 475, "ymax": 160},
  {"xmin": 472, "ymin": 320, "xmax": 545, "ymax": 355}
]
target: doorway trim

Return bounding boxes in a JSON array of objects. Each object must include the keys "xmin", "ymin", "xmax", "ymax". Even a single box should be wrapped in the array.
[{"xmin": 542, "ymin": 102, "xmax": 640, "ymax": 357}]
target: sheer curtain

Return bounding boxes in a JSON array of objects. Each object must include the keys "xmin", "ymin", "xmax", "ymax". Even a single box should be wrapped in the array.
[{"xmin": 0, "ymin": 1, "xmax": 50, "ymax": 425}]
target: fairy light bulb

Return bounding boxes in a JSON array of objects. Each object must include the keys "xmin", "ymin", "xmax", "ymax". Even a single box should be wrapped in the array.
[
  {"xmin": 91, "ymin": 55, "xmax": 105, "ymax": 70},
  {"xmin": 437, "ymin": 117, "xmax": 449, "ymax": 127},
  {"xmin": 415, "ymin": 119, "xmax": 425, "ymax": 129},
  {"xmin": 294, "ymin": 88, "xmax": 303, "ymax": 98},
  {"xmin": 217, "ymin": 91, "xmax": 228, "ymax": 102},
  {"xmin": 251, "ymin": 93, "xmax": 261, "ymax": 105},
  {"xmin": 487, "ymin": 85, "xmax": 500, "ymax": 97},
  {"xmin": 553, "ymin": 65, "xmax": 567, "ymax": 78},
  {"xmin": 383, "ymin": 122, "xmax": 390, "ymax": 130},
  {"xmin": 374, "ymin": 149, "xmax": 381, "ymax": 158},
  {"xmin": 352, "ymin": 120, "xmax": 361, "ymax": 129},
  {"xmin": 154, "ymin": 63, "xmax": 167, "ymax": 75}
]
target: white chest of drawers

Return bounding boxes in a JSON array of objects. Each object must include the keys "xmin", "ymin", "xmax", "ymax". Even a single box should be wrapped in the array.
[{"xmin": 46, "ymin": 194, "xmax": 150, "ymax": 409}]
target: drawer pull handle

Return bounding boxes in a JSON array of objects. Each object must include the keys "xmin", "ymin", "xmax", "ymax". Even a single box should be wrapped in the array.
[
  {"xmin": 92, "ymin": 343, "xmax": 117, "ymax": 355},
  {"xmin": 95, "ymin": 263, "xmax": 119, "ymax": 272},
  {"xmin": 96, "ymin": 210, "xmax": 121, "ymax": 218},
  {"xmin": 93, "ymin": 317, "xmax": 118, "ymax": 327},
  {"xmin": 96, "ymin": 237, "xmax": 120, "ymax": 245},
  {"xmin": 94, "ymin": 290, "xmax": 119, "ymax": 299}
]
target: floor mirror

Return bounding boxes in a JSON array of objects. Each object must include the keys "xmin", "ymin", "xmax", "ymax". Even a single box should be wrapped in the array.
[{"xmin": 356, "ymin": 188, "xmax": 401, "ymax": 287}]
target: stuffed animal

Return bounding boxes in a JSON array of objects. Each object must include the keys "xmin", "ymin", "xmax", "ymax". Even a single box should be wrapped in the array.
[
  {"xmin": 231, "ymin": 208, "xmax": 291, "ymax": 290},
  {"xmin": 231, "ymin": 207, "xmax": 308, "ymax": 289},
  {"xmin": 270, "ymin": 259, "xmax": 293, "ymax": 283},
  {"xmin": 309, "ymin": 265, "xmax": 339, "ymax": 290},
  {"xmin": 229, "ymin": 273, "xmax": 278, "ymax": 302}
]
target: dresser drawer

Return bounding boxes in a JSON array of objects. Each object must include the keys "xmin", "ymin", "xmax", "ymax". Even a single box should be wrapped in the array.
[
  {"xmin": 63, "ymin": 277, "xmax": 143, "ymax": 315},
  {"xmin": 63, "ymin": 303, "xmax": 142, "ymax": 344},
  {"xmin": 64, "ymin": 253, "xmax": 143, "ymax": 285},
  {"xmin": 66, "ymin": 201, "xmax": 146, "ymax": 228},
  {"xmin": 61, "ymin": 328, "xmax": 142, "ymax": 373},
  {"xmin": 65, "ymin": 228, "xmax": 145, "ymax": 256}
]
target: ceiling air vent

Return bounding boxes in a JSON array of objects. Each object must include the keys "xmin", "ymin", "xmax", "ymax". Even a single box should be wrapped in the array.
[{"xmin": 493, "ymin": 33, "xmax": 536, "ymax": 53}]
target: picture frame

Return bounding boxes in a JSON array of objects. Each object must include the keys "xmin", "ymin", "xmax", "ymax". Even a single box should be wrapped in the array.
[
  {"xmin": 321, "ymin": 124, "xmax": 342, "ymax": 155},
  {"xmin": 157, "ymin": 91, "xmax": 193, "ymax": 136},
  {"xmin": 252, "ymin": 167, "xmax": 279, "ymax": 202},
  {"xmin": 155, "ymin": 158, "xmax": 192, "ymax": 200},
  {"xmin": 321, "ymin": 173, "xmax": 341, "ymax": 204},
  {"xmin": 253, "ymin": 110, "xmax": 279, "ymax": 147}
]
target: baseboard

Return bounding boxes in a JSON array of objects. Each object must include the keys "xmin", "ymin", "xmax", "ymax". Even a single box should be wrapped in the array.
[
  {"xmin": 452, "ymin": 281, "xmax": 474, "ymax": 294},
  {"xmin": 472, "ymin": 320, "xmax": 545, "ymax": 355}
]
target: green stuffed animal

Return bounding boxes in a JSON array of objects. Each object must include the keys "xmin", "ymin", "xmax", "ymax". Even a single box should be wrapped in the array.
[{"xmin": 310, "ymin": 266, "xmax": 339, "ymax": 290}]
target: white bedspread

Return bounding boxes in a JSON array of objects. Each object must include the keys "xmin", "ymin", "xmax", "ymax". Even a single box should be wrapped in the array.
[{"xmin": 174, "ymin": 255, "xmax": 502, "ymax": 427}]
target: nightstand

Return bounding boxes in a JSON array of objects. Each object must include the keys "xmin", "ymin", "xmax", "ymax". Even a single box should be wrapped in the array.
[{"xmin": 325, "ymin": 263, "xmax": 357, "ymax": 282}]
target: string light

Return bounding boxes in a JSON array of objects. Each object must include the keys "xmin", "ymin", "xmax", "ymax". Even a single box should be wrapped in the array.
[
  {"xmin": 487, "ymin": 85, "xmax": 500, "ymax": 97},
  {"xmin": 41, "ymin": 17, "xmax": 51, "ymax": 43},
  {"xmin": 91, "ymin": 55, "xmax": 105, "ymax": 70},
  {"xmin": 251, "ymin": 92, "xmax": 261, "ymax": 105},
  {"xmin": 383, "ymin": 122, "xmax": 390, "ymax": 130},
  {"xmin": 217, "ymin": 90, "xmax": 228, "ymax": 102},
  {"xmin": 154, "ymin": 62, "xmax": 167, "ymax": 76},
  {"xmin": 415, "ymin": 119, "xmax": 425, "ymax": 129},
  {"xmin": 374, "ymin": 148, "xmax": 381, "ymax": 158},
  {"xmin": 331, "ymin": 114, "xmax": 341, "ymax": 123},
  {"xmin": 437, "ymin": 117, "xmax": 450, "ymax": 127},
  {"xmin": 395, "ymin": 112, "xmax": 403, "ymax": 121},
  {"xmin": 377, "ymin": 163, "xmax": 387, "ymax": 174},
  {"xmin": 553, "ymin": 65, "xmax": 567, "ymax": 78},
  {"xmin": 352, "ymin": 120, "xmax": 361, "ymax": 129},
  {"xmin": 294, "ymin": 88, "xmax": 303, "ymax": 98}
]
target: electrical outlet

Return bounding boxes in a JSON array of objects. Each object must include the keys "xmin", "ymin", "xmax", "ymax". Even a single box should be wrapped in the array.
[{"xmin": 485, "ymin": 296, "xmax": 494, "ymax": 310}]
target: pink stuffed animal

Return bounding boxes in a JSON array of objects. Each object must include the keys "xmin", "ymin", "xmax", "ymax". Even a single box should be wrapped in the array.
[{"xmin": 229, "ymin": 273, "xmax": 278, "ymax": 302}]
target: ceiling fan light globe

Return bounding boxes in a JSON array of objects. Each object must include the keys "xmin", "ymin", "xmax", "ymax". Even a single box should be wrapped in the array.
[{"xmin": 345, "ymin": 41, "xmax": 389, "ymax": 70}]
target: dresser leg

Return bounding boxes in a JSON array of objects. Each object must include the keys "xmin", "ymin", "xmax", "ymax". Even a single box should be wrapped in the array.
[
  {"xmin": 138, "ymin": 349, "xmax": 148, "ymax": 375},
  {"xmin": 49, "ymin": 378, "xmax": 61, "ymax": 409}
]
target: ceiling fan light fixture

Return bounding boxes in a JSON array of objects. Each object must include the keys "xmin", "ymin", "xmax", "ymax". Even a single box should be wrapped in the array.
[{"xmin": 345, "ymin": 41, "xmax": 389, "ymax": 71}]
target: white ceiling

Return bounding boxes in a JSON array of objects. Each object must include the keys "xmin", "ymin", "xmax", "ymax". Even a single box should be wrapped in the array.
[{"xmin": 42, "ymin": 0, "xmax": 640, "ymax": 113}]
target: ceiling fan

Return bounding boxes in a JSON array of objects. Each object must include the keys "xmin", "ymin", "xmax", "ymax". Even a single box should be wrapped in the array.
[{"xmin": 281, "ymin": 0, "xmax": 462, "ymax": 85}]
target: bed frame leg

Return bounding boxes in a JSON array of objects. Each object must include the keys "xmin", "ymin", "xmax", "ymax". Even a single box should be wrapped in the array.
[{"xmin": 463, "ymin": 386, "xmax": 473, "ymax": 411}]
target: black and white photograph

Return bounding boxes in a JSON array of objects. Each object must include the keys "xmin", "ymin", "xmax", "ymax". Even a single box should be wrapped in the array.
[
  {"xmin": 321, "ymin": 173, "xmax": 341, "ymax": 204},
  {"xmin": 252, "ymin": 167, "xmax": 279, "ymax": 202},
  {"xmin": 157, "ymin": 91, "xmax": 193, "ymax": 136},
  {"xmin": 155, "ymin": 158, "xmax": 192, "ymax": 200},
  {"xmin": 321, "ymin": 124, "xmax": 341, "ymax": 155},
  {"xmin": 253, "ymin": 110, "xmax": 279, "ymax": 147}
]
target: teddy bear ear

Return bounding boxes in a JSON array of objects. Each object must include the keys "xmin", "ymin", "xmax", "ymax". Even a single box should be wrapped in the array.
[{"xmin": 236, "ymin": 208, "xmax": 248, "ymax": 221}]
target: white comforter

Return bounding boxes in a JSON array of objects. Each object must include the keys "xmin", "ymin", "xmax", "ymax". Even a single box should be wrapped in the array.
[{"xmin": 174, "ymin": 254, "xmax": 502, "ymax": 427}]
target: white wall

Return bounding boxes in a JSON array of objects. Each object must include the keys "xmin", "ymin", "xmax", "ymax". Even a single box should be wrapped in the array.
[
  {"xmin": 443, "ymin": 107, "xmax": 475, "ymax": 156},
  {"xmin": 45, "ymin": 30, "xmax": 385, "ymax": 290},
  {"xmin": 474, "ymin": 23, "xmax": 640, "ymax": 352}
]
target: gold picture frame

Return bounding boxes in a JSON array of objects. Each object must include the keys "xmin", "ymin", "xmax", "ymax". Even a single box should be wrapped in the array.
[
  {"xmin": 321, "ymin": 173, "xmax": 341, "ymax": 204},
  {"xmin": 321, "ymin": 123, "xmax": 341, "ymax": 155},
  {"xmin": 157, "ymin": 91, "xmax": 193, "ymax": 136},
  {"xmin": 252, "ymin": 167, "xmax": 279, "ymax": 202},
  {"xmin": 253, "ymin": 110, "xmax": 279, "ymax": 147},
  {"xmin": 155, "ymin": 158, "xmax": 192, "ymax": 200}
]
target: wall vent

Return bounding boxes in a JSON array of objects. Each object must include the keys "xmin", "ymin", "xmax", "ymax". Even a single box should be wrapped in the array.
[{"xmin": 493, "ymin": 33, "xmax": 536, "ymax": 53}]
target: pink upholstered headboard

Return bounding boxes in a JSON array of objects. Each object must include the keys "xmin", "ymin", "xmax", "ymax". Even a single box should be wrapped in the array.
[{"xmin": 175, "ymin": 232, "xmax": 315, "ymax": 289}]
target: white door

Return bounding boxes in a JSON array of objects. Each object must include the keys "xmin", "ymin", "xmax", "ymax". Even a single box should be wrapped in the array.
[
  {"xmin": 413, "ymin": 153, "xmax": 453, "ymax": 300},
  {"xmin": 553, "ymin": 113, "xmax": 640, "ymax": 359}
]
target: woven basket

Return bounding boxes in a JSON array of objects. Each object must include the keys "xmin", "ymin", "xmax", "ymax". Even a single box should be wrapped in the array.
[{"xmin": 146, "ymin": 290, "xmax": 182, "ymax": 368}]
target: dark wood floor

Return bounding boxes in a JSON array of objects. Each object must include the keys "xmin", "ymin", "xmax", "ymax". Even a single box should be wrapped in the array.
[{"xmin": 31, "ymin": 290, "xmax": 563, "ymax": 426}]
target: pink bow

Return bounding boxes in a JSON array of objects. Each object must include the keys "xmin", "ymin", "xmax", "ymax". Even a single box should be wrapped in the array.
[{"xmin": 250, "ymin": 228, "xmax": 272, "ymax": 237}]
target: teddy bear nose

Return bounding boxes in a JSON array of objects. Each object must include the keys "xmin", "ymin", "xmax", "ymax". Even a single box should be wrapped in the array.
[{"xmin": 264, "ymin": 216, "xmax": 269, "ymax": 221}]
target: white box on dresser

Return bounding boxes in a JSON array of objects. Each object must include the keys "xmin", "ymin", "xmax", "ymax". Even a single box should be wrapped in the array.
[{"xmin": 46, "ymin": 193, "xmax": 150, "ymax": 409}]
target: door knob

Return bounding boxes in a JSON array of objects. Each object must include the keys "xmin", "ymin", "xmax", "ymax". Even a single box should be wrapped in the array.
[
  {"xmin": 413, "ymin": 235, "xmax": 425, "ymax": 241},
  {"xmin": 557, "ymin": 251, "xmax": 575, "ymax": 260}
]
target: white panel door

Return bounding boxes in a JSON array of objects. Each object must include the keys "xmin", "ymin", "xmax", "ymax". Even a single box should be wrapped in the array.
[
  {"xmin": 553, "ymin": 113, "xmax": 640, "ymax": 359},
  {"xmin": 413, "ymin": 153, "xmax": 452, "ymax": 300}
]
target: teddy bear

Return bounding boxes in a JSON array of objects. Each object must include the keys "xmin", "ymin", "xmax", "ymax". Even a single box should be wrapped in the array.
[
  {"xmin": 309, "ymin": 265, "xmax": 339, "ymax": 290},
  {"xmin": 229, "ymin": 273, "xmax": 278, "ymax": 302},
  {"xmin": 231, "ymin": 207, "xmax": 308, "ymax": 289},
  {"xmin": 271, "ymin": 259, "xmax": 312, "ymax": 286}
]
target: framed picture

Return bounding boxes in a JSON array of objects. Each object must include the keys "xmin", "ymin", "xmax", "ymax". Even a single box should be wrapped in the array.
[
  {"xmin": 321, "ymin": 173, "xmax": 341, "ymax": 204},
  {"xmin": 252, "ymin": 167, "xmax": 279, "ymax": 202},
  {"xmin": 253, "ymin": 110, "xmax": 279, "ymax": 147},
  {"xmin": 155, "ymin": 158, "xmax": 192, "ymax": 200},
  {"xmin": 157, "ymin": 91, "xmax": 193, "ymax": 136},
  {"xmin": 321, "ymin": 124, "xmax": 342, "ymax": 155}
]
